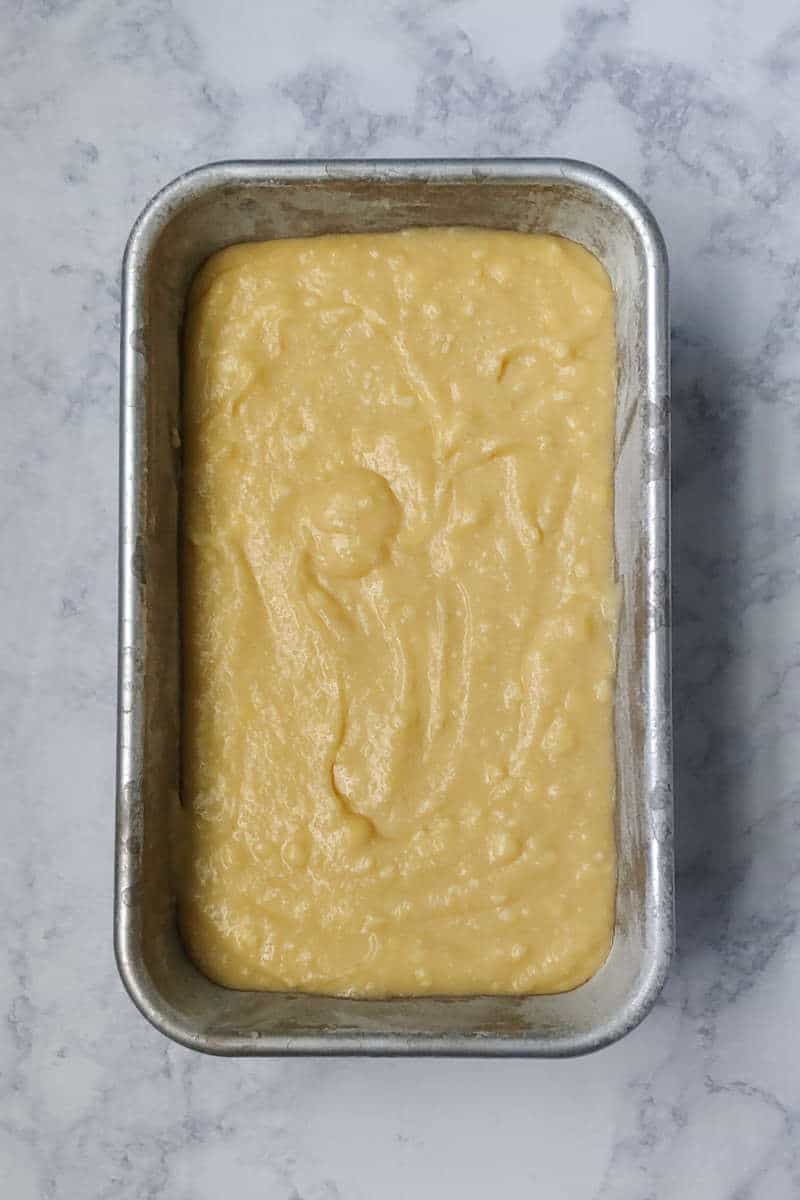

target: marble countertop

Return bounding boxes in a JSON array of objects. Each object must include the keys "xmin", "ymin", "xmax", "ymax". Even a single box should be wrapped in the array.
[{"xmin": 3, "ymin": 0, "xmax": 799, "ymax": 1195}]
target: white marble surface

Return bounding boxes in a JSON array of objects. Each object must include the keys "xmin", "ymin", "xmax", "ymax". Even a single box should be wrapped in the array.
[{"xmin": 3, "ymin": 0, "xmax": 800, "ymax": 1195}]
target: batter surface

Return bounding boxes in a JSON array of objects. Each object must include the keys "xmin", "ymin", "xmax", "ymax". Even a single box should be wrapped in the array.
[{"xmin": 180, "ymin": 228, "xmax": 618, "ymax": 996}]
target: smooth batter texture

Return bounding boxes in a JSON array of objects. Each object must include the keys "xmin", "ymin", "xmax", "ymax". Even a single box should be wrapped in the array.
[{"xmin": 180, "ymin": 228, "xmax": 618, "ymax": 996}]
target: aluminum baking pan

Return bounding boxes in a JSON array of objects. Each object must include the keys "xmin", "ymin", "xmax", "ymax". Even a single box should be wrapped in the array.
[{"xmin": 116, "ymin": 159, "xmax": 672, "ymax": 1055}]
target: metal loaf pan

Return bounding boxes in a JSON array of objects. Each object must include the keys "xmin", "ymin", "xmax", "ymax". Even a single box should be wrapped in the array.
[{"xmin": 116, "ymin": 160, "xmax": 672, "ymax": 1056}]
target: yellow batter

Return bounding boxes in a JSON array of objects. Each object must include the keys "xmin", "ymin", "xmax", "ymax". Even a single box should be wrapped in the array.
[{"xmin": 180, "ymin": 228, "xmax": 618, "ymax": 997}]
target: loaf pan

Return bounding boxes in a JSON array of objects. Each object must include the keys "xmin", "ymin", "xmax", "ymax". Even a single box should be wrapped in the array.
[{"xmin": 116, "ymin": 159, "xmax": 672, "ymax": 1055}]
